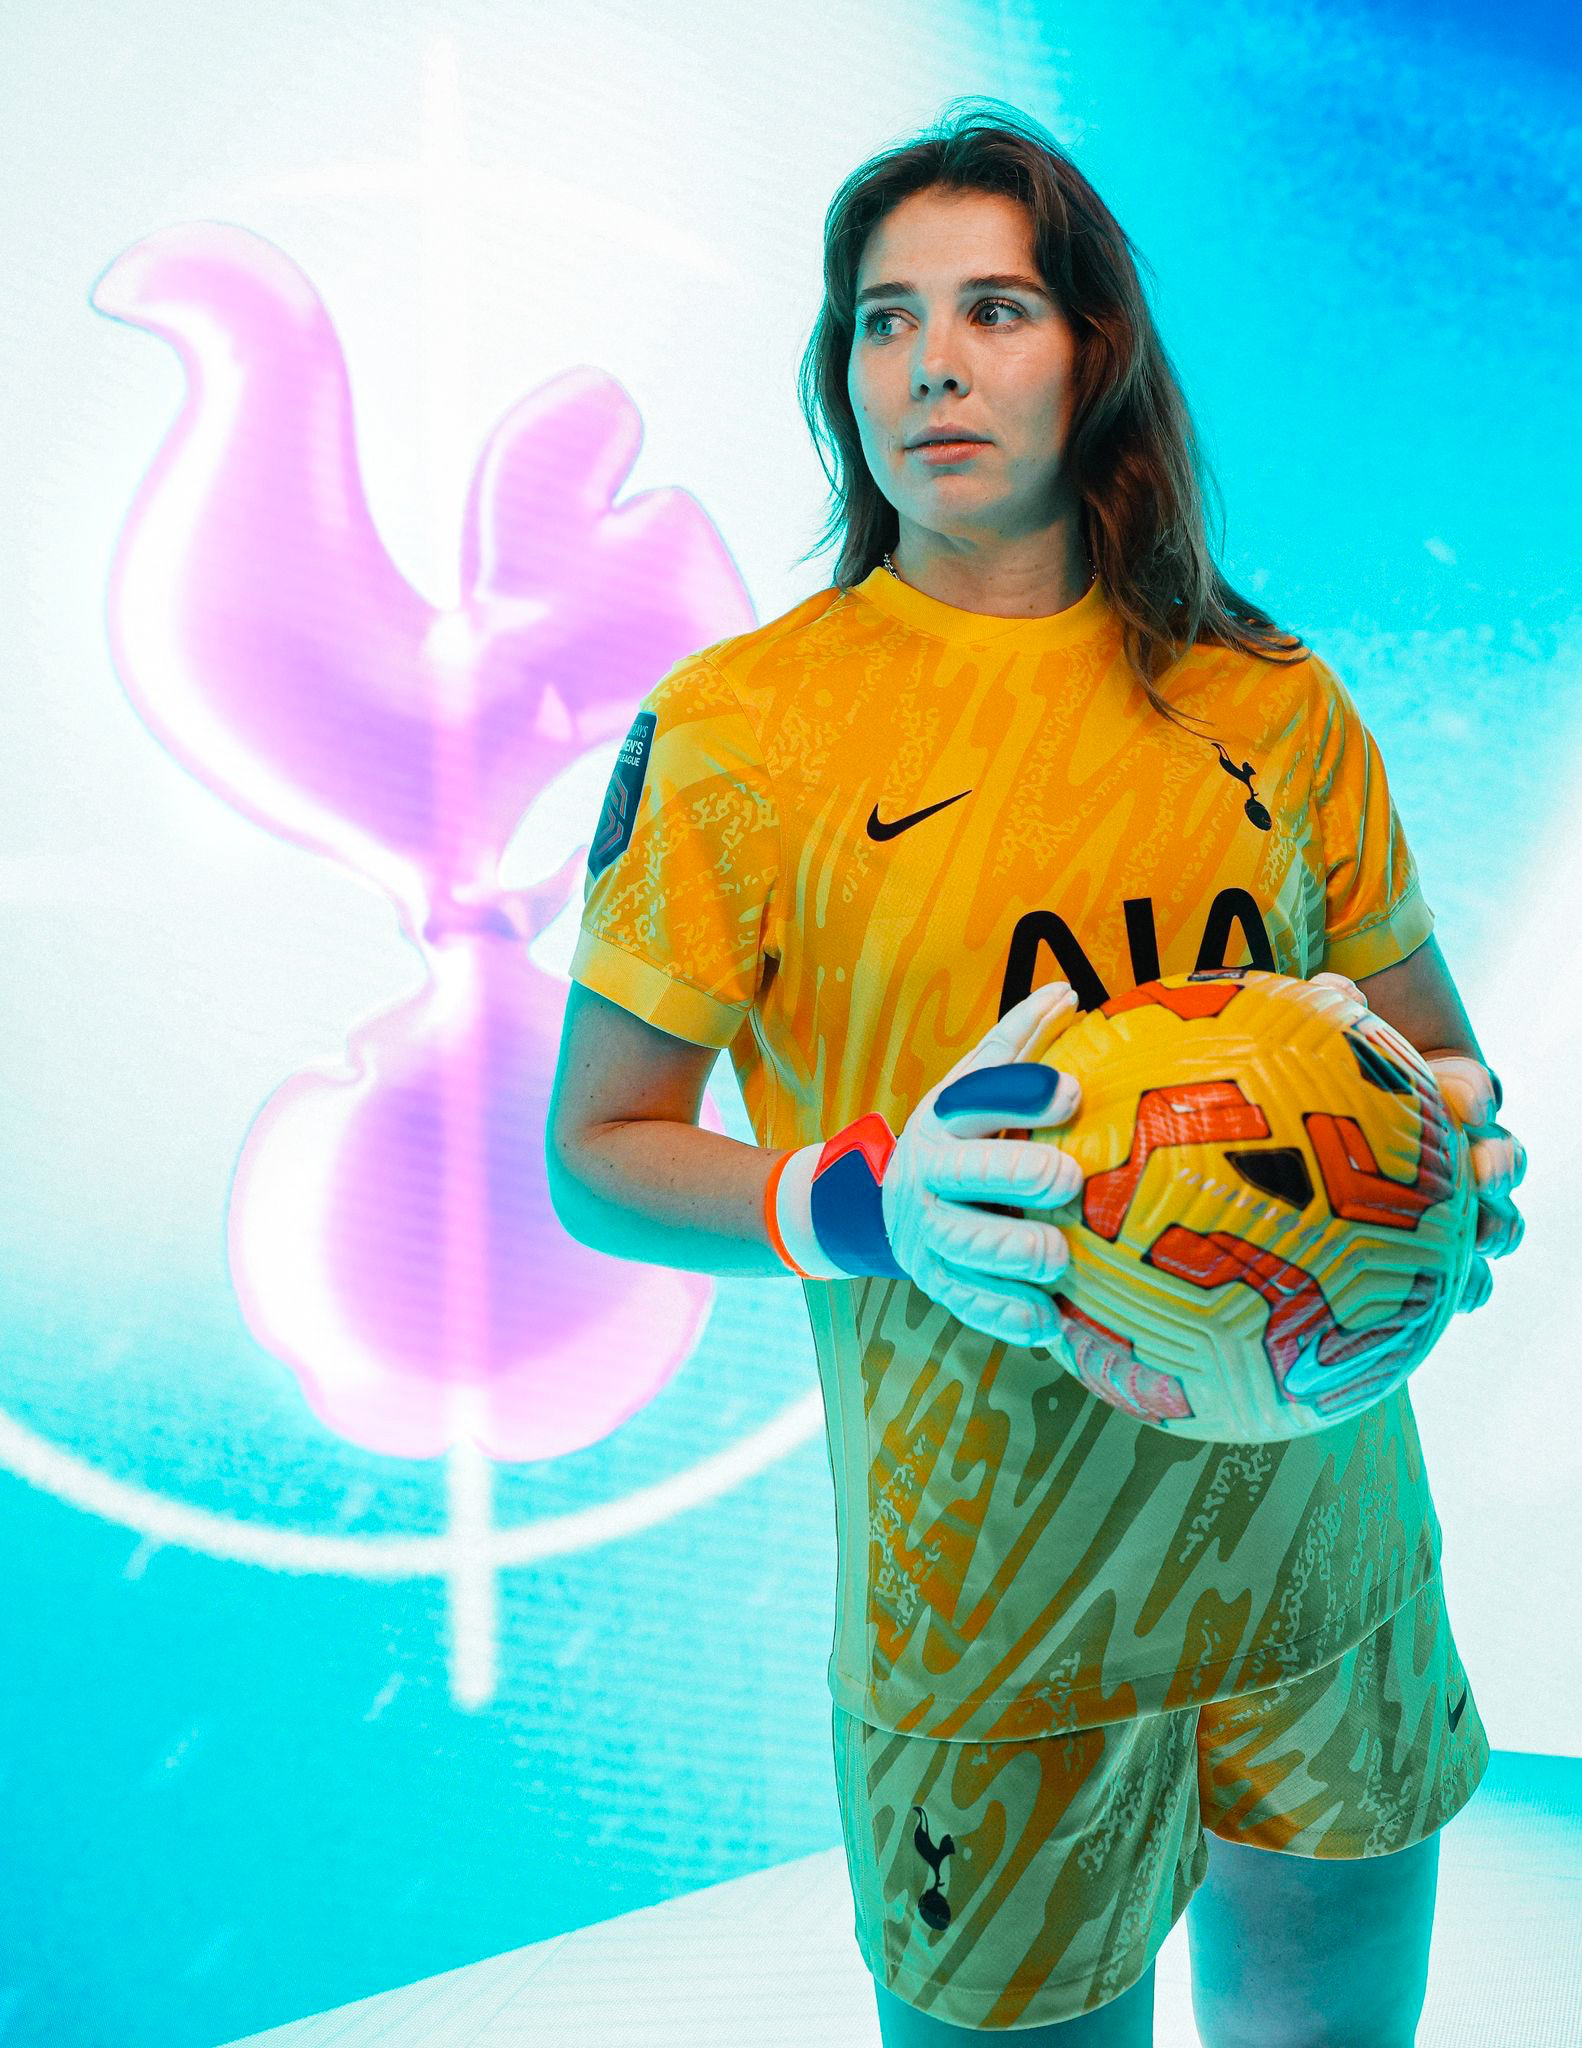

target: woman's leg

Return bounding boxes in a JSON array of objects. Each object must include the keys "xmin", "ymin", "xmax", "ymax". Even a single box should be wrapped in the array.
[
  {"xmin": 1186, "ymin": 1830, "xmax": 1440, "ymax": 2048},
  {"xmin": 872, "ymin": 1955, "xmax": 1156, "ymax": 2046}
]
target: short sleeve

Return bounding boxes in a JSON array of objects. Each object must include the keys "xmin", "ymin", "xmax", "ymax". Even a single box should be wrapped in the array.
[
  {"xmin": 1306, "ymin": 653, "xmax": 1435, "ymax": 981},
  {"xmin": 568, "ymin": 652, "xmax": 780, "ymax": 1048}
]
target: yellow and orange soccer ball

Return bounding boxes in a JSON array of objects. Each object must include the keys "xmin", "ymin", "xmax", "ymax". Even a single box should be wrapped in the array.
[{"xmin": 1018, "ymin": 969, "xmax": 1478, "ymax": 1443}]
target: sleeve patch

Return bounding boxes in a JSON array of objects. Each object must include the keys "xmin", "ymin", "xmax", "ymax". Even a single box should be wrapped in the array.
[{"xmin": 588, "ymin": 710, "xmax": 657, "ymax": 880}]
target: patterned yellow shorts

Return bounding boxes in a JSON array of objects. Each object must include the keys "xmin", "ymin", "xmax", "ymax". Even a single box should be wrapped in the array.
[{"xmin": 832, "ymin": 1567, "xmax": 1489, "ymax": 2033}]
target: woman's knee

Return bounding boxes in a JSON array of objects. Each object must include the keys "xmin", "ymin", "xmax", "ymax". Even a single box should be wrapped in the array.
[{"xmin": 1187, "ymin": 1831, "xmax": 1439, "ymax": 2048}]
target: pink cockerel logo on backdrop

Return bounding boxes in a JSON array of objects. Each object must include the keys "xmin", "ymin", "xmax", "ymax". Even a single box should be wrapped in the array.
[{"xmin": 91, "ymin": 221, "xmax": 757, "ymax": 1461}]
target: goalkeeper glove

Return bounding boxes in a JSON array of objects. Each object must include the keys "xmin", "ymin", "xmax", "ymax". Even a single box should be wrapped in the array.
[
  {"xmin": 1423, "ymin": 1051, "xmax": 1525, "ymax": 1313},
  {"xmin": 763, "ymin": 981, "xmax": 1086, "ymax": 1348},
  {"xmin": 1309, "ymin": 972, "xmax": 1525, "ymax": 1314}
]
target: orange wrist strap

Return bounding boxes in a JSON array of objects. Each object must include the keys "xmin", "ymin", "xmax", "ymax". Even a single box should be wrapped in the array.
[{"xmin": 763, "ymin": 1149, "xmax": 815, "ymax": 1278}]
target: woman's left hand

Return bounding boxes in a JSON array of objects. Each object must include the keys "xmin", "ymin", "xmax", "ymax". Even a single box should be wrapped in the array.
[
  {"xmin": 1307, "ymin": 971, "xmax": 1526, "ymax": 1315},
  {"xmin": 1423, "ymin": 1053, "xmax": 1527, "ymax": 1314}
]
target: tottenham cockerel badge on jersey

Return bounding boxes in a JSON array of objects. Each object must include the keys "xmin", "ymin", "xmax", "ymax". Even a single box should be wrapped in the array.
[{"xmin": 587, "ymin": 710, "xmax": 657, "ymax": 880}]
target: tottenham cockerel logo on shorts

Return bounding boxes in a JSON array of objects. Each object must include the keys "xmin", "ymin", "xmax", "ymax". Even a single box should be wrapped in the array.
[{"xmin": 911, "ymin": 1805, "xmax": 956, "ymax": 1930}]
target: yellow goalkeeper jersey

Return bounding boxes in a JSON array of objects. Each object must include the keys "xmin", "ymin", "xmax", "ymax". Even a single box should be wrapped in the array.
[{"xmin": 569, "ymin": 563, "xmax": 1443, "ymax": 1743}]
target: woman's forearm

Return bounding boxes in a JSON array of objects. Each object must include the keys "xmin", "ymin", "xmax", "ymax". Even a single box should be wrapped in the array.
[{"xmin": 548, "ymin": 1118, "xmax": 797, "ymax": 1278}]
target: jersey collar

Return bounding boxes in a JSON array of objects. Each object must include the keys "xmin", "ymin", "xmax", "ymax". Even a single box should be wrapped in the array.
[{"xmin": 848, "ymin": 561, "xmax": 1112, "ymax": 652}]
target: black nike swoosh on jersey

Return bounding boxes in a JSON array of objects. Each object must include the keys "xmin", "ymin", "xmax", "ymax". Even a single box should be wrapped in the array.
[
  {"xmin": 867, "ymin": 789, "xmax": 972, "ymax": 840},
  {"xmin": 1449, "ymin": 1685, "xmax": 1468, "ymax": 1732}
]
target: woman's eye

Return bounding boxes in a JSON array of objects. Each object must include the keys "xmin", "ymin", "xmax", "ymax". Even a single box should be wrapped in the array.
[{"xmin": 860, "ymin": 297, "xmax": 1023, "ymax": 338}]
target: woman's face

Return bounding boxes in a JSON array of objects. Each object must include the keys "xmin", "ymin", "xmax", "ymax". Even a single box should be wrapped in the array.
[{"xmin": 846, "ymin": 185, "xmax": 1081, "ymax": 548}]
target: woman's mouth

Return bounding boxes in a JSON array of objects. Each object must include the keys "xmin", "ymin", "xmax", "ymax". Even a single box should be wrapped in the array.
[{"xmin": 910, "ymin": 440, "xmax": 988, "ymax": 463}]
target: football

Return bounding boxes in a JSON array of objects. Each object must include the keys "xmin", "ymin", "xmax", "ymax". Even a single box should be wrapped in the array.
[{"xmin": 1016, "ymin": 968, "xmax": 1478, "ymax": 1442}]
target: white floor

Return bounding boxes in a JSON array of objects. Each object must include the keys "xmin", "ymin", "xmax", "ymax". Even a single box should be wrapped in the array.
[{"xmin": 220, "ymin": 1754, "xmax": 1580, "ymax": 2046}]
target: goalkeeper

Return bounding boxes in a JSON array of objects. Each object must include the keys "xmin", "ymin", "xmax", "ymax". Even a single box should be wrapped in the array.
[{"xmin": 550, "ymin": 102, "xmax": 1527, "ymax": 2048}]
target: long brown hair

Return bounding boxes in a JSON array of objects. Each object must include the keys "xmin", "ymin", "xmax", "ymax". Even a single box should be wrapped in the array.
[{"xmin": 794, "ymin": 96, "xmax": 1307, "ymax": 730}]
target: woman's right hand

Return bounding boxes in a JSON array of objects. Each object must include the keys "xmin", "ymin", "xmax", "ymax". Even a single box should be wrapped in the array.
[{"xmin": 881, "ymin": 982, "xmax": 1086, "ymax": 1347}]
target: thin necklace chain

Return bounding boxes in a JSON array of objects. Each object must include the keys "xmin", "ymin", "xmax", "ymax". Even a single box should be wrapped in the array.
[{"xmin": 882, "ymin": 549, "xmax": 1095, "ymax": 592}]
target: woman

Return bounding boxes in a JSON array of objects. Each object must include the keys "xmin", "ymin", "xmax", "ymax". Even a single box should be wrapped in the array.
[{"xmin": 547, "ymin": 97, "xmax": 1525, "ymax": 2044}]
